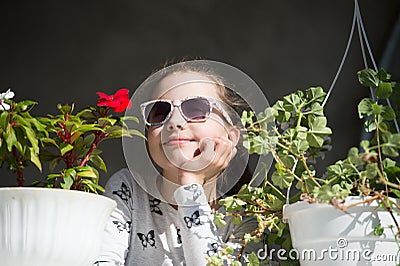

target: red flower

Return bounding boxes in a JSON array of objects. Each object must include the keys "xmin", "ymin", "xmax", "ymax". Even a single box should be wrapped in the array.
[{"xmin": 96, "ymin": 88, "xmax": 132, "ymax": 112}]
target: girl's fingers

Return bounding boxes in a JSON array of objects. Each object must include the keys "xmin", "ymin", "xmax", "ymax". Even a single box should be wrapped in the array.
[
  {"xmin": 198, "ymin": 138, "xmax": 216, "ymax": 163},
  {"xmin": 178, "ymin": 137, "xmax": 237, "ymax": 184},
  {"xmin": 180, "ymin": 138, "xmax": 216, "ymax": 172},
  {"xmin": 213, "ymin": 137, "xmax": 235, "ymax": 167}
]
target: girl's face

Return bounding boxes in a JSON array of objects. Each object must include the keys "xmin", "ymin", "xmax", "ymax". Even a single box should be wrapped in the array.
[{"xmin": 146, "ymin": 72, "xmax": 233, "ymax": 177}]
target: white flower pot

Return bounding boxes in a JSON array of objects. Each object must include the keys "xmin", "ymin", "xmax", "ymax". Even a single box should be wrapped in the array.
[
  {"xmin": 283, "ymin": 196, "xmax": 400, "ymax": 265},
  {"xmin": 0, "ymin": 187, "xmax": 116, "ymax": 266}
]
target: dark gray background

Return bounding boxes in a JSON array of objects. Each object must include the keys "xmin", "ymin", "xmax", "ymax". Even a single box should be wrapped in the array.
[{"xmin": 1, "ymin": 0, "xmax": 400, "ymax": 187}]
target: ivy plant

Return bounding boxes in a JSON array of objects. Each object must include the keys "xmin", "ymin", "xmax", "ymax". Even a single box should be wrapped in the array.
[{"xmin": 209, "ymin": 68, "xmax": 400, "ymax": 265}]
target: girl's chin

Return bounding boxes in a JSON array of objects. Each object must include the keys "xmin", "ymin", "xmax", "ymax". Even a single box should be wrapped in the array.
[
  {"xmin": 164, "ymin": 146, "xmax": 199, "ymax": 159},
  {"xmin": 163, "ymin": 150, "xmax": 197, "ymax": 167}
]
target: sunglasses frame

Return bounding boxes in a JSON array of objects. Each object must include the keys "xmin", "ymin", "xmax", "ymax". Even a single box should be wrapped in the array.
[{"xmin": 140, "ymin": 96, "xmax": 233, "ymax": 127}]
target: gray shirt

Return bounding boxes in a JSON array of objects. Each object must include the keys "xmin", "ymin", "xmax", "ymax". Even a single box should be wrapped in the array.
[{"xmin": 94, "ymin": 168, "xmax": 261, "ymax": 265}]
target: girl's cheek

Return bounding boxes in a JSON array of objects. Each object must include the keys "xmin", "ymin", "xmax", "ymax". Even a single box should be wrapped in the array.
[
  {"xmin": 194, "ymin": 124, "xmax": 228, "ymax": 139},
  {"xmin": 147, "ymin": 127, "xmax": 161, "ymax": 142}
]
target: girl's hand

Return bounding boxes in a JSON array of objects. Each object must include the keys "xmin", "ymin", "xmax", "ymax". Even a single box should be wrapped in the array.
[{"xmin": 178, "ymin": 137, "xmax": 237, "ymax": 185}]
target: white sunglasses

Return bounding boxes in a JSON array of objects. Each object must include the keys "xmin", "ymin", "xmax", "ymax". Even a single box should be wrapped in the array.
[{"xmin": 140, "ymin": 96, "xmax": 233, "ymax": 127}]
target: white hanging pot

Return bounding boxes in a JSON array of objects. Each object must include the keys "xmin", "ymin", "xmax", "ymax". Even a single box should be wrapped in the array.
[
  {"xmin": 0, "ymin": 187, "xmax": 116, "ymax": 266},
  {"xmin": 283, "ymin": 196, "xmax": 400, "ymax": 265}
]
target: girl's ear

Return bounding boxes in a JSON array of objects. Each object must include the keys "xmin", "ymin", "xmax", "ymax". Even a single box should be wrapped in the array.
[{"xmin": 228, "ymin": 126, "xmax": 240, "ymax": 146}]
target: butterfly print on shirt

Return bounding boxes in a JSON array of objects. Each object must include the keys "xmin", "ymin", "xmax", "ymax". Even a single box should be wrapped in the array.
[
  {"xmin": 176, "ymin": 227, "xmax": 182, "ymax": 244},
  {"xmin": 184, "ymin": 183, "xmax": 202, "ymax": 201},
  {"xmin": 207, "ymin": 242, "xmax": 219, "ymax": 257},
  {"xmin": 112, "ymin": 182, "xmax": 131, "ymax": 204},
  {"xmin": 149, "ymin": 198, "xmax": 163, "ymax": 215},
  {"xmin": 137, "ymin": 230, "xmax": 156, "ymax": 249},
  {"xmin": 183, "ymin": 210, "xmax": 201, "ymax": 229},
  {"xmin": 113, "ymin": 220, "xmax": 132, "ymax": 233}
]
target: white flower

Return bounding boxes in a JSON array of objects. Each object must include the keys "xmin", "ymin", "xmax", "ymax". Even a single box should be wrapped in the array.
[{"xmin": 0, "ymin": 88, "xmax": 15, "ymax": 111}]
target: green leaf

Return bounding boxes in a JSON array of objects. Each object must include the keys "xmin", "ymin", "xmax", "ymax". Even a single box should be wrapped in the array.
[
  {"xmin": 90, "ymin": 183, "xmax": 105, "ymax": 193},
  {"xmin": 376, "ymin": 82, "xmax": 392, "ymax": 99},
  {"xmin": 308, "ymin": 116, "xmax": 329, "ymax": 131},
  {"xmin": 306, "ymin": 116, "xmax": 332, "ymax": 147},
  {"xmin": 309, "ymin": 102, "xmax": 324, "ymax": 116},
  {"xmin": 271, "ymin": 170, "xmax": 294, "ymax": 189},
  {"xmin": 23, "ymin": 125, "xmax": 39, "ymax": 153},
  {"xmin": 283, "ymin": 93, "xmax": 301, "ymax": 112},
  {"xmin": 377, "ymin": 68, "xmax": 391, "ymax": 81},
  {"xmin": 292, "ymin": 139, "xmax": 309, "ymax": 153},
  {"xmin": 390, "ymin": 189, "xmax": 400, "ymax": 199},
  {"xmin": 126, "ymin": 129, "xmax": 146, "ymax": 139},
  {"xmin": 65, "ymin": 168, "xmax": 77, "ymax": 179},
  {"xmin": 306, "ymin": 87, "xmax": 326, "ymax": 103},
  {"xmin": 57, "ymin": 104, "xmax": 73, "ymax": 115},
  {"xmin": 106, "ymin": 126, "xmax": 123, "ymax": 138},
  {"xmin": 49, "ymin": 158, "xmax": 61, "ymax": 172},
  {"xmin": 358, "ymin": 69, "xmax": 378, "ymax": 88},
  {"xmin": 16, "ymin": 100, "xmax": 37, "ymax": 112},
  {"xmin": 83, "ymin": 133, "xmax": 96, "ymax": 147},
  {"xmin": 90, "ymin": 154, "xmax": 107, "ymax": 172},
  {"xmin": 61, "ymin": 175, "xmax": 74, "ymax": 190},
  {"xmin": 306, "ymin": 133, "xmax": 324, "ymax": 148},
  {"xmin": 46, "ymin": 173, "xmax": 61, "ymax": 181},
  {"xmin": 76, "ymin": 124, "xmax": 103, "ymax": 133},
  {"xmin": 382, "ymin": 158, "xmax": 396, "ymax": 168},
  {"xmin": 121, "ymin": 115, "xmax": 140, "ymax": 124},
  {"xmin": 213, "ymin": 212, "xmax": 226, "ymax": 228},
  {"xmin": 365, "ymin": 164, "xmax": 377, "ymax": 179},
  {"xmin": 360, "ymin": 140, "xmax": 370, "ymax": 150},
  {"xmin": 373, "ymin": 224, "xmax": 384, "ymax": 236},
  {"xmin": 364, "ymin": 118, "xmax": 376, "ymax": 132},
  {"xmin": 241, "ymin": 110, "xmax": 252, "ymax": 127},
  {"xmin": 77, "ymin": 109, "xmax": 95, "ymax": 119},
  {"xmin": 347, "ymin": 147, "xmax": 363, "ymax": 166},
  {"xmin": 231, "ymin": 216, "xmax": 242, "ymax": 225},
  {"xmin": 358, "ymin": 98, "xmax": 374, "ymax": 118},
  {"xmin": 246, "ymin": 252, "xmax": 260, "ymax": 266},
  {"xmin": 60, "ymin": 143, "xmax": 74, "ymax": 156},
  {"xmin": 257, "ymin": 107, "xmax": 277, "ymax": 125},
  {"xmin": 29, "ymin": 147, "xmax": 42, "ymax": 172},
  {"xmin": 371, "ymin": 103, "xmax": 382, "ymax": 116},
  {"xmin": 41, "ymin": 137, "xmax": 58, "ymax": 147},
  {"xmin": 381, "ymin": 133, "xmax": 400, "ymax": 157},
  {"xmin": 0, "ymin": 111, "xmax": 8, "ymax": 130},
  {"xmin": 381, "ymin": 106, "xmax": 396, "ymax": 121},
  {"xmin": 219, "ymin": 196, "xmax": 245, "ymax": 212},
  {"xmin": 5, "ymin": 124, "xmax": 17, "ymax": 152},
  {"xmin": 77, "ymin": 166, "xmax": 99, "ymax": 179}
]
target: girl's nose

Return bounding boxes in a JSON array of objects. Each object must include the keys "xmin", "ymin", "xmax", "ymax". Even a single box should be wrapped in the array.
[{"xmin": 165, "ymin": 107, "xmax": 185, "ymax": 131}]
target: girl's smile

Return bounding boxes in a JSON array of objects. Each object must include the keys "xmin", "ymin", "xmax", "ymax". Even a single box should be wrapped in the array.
[{"xmin": 163, "ymin": 135, "xmax": 195, "ymax": 146}]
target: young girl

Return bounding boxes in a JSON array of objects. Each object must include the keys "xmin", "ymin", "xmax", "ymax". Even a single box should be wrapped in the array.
[{"xmin": 94, "ymin": 60, "xmax": 265, "ymax": 265}]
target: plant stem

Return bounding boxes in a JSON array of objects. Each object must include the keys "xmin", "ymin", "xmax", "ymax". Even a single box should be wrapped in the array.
[
  {"xmin": 374, "ymin": 116, "xmax": 389, "ymax": 195},
  {"xmin": 11, "ymin": 147, "xmax": 24, "ymax": 186},
  {"xmin": 265, "ymin": 180, "xmax": 286, "ymax": 199},
  {"xmin": 271, "ymin": 149, "xmax": 303, "ymax": 183},
  {"xmin": 379, "ymin": 195, "xmax": 400, "ymax": 235},
  {"xmin": 275, "ymin": 141, "xmax": 321, "ymax": 190},
  {"xmin": 16, "ymin": 169, "xmax": 24, "ymax": 187},
  {"xmin": 79, "ymin": 131, "xmax": 103, "ymax": 167}
]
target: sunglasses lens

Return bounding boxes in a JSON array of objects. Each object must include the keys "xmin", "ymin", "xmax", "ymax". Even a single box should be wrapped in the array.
[
  {"xmin": 144, "ymin": 101, "xmax": 171, "ymax": 125},
  {"xmin": 181, "ymin": 98, "xmax": 210, "ymax": 121}
]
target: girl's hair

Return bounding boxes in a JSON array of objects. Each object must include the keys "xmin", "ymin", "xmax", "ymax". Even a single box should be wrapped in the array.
[{"xmin": 151, "ymin": 58, "xmax": 255, "ymax": 196}]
